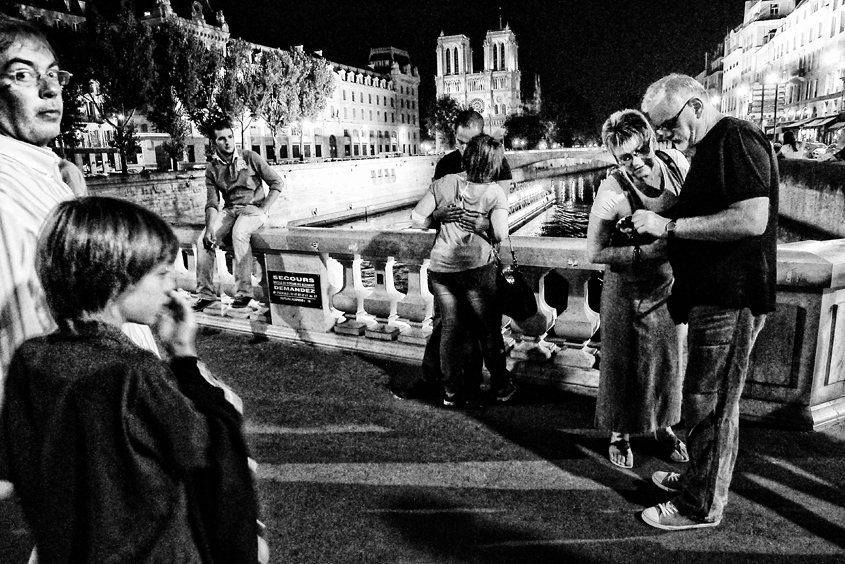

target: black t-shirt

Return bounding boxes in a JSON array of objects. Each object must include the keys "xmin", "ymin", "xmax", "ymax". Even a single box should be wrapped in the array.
[
  {"xmin": 432, "ymin": 150, "xmax": 513, "ymax": 180},
  {"xmin": 667, "ymin": 117, "xmax": 778, "ymax": 322}
]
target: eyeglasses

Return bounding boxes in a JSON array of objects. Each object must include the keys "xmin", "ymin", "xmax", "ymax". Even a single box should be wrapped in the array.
[
  {"xmin": 615, "ymin": 140, "xmax": 653, "ymax": 164},
  {"xmin": 654, "ymin": 98, "xmax": 694, "ymax": 135},
  {"xmin": 1, "ymin": 68, "xmax": 73, "ymax": 88}
]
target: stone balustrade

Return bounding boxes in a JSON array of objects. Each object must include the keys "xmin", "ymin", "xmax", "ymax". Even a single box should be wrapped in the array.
[{"xmin": 172, "ymin": 223, "xmax": 845, "ymax": 430}]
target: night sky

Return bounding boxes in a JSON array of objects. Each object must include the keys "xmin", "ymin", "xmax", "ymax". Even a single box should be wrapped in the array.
[{"xmin": 210, "ymin": 0, "xmax": 746, "ymax": 123}]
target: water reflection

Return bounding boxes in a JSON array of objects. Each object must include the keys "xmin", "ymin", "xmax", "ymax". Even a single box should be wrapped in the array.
[{"xmin": 514, "ymin": 167, "xmax": 606, "ymax": 238}]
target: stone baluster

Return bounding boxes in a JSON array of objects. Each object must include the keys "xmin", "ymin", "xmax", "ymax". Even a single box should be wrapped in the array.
[
  {"xmin": 396, "ymin": 258, "xmax": 434, "ymax": 345},
  {"xmin": 509, "ymin": 267, "xmax": 560, "ymax": 361},
  {"xmin": 332, "ymin": 253, "xmax": 374, "ymax": 336},
  {"xmin": 363, "ymin": 256, "xmax": 405, "ymax": 341}
]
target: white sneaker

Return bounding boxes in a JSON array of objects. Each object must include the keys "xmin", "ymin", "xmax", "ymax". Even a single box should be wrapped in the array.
[
  {"xmin": 652, "ymin": 471, "xmax": 683, "ymax": 493},
  {"xmin": 642, "ymin": 501, "xmax": 720, "ymax": 531}
]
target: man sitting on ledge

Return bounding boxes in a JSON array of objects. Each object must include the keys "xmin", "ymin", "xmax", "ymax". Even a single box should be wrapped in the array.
[{"xmin": 193, "ymin": 119, "xmax": 284, "ymax": 310}]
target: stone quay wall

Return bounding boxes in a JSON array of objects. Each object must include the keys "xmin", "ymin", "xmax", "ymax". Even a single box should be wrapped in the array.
[
  {"xmin": 86, "ymin": 155, "xmax": 440, "ymax": 227},
  {"xmin": 778, "ymin": 159, "xmax": 845, "ymax": 239},
  {"xmin": 84, "ymin": 148, "xmax": 607, "ymax": 226}
]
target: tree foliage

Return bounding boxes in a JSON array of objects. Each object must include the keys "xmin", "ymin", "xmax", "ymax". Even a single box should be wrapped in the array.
[
  {"xmin": 224, "ymin": 39, "xmax": 280, "ymax": 146},
  {"xmin": 541, "ymin": 90, "xmax": 600, "ymax": 147},
  {"xmin": 146, "ymin": 21, "xmax": 224, "ymax": 165},
  {"xmin": 260, "ymin": 50, "xmax": 301, "ymax": 159},
  {"xmin": 503, "ymin": 113, "xmax": 548, "ymax": 150},
  {"xmin": 292, "ymin": 48, "xmax": 335, "ymax": 122},
  {"xmin": 289, "ymin": 47, "xmax": 335, "ymax": 157},
  {"xmin": 82, "ymin": 0, "xmax": 155, "ymax": 172},
  {"xmin": 425, "ymin": 96, "xmax": 462, "ymax": 150}
]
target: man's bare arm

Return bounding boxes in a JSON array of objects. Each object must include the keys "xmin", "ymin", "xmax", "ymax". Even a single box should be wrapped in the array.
[{"xmin": 632, "ymin": 197, "xmax": 769, "ymax": 242}]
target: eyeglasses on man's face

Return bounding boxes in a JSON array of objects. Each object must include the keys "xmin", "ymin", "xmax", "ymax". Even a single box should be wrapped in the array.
[
  {"xmin": 654, "ymin": 98, "xmax": 694, "ymax": 135},
  {"xmin": 1, "ymin": 68, "xmax": 73, "ymax": 88}
]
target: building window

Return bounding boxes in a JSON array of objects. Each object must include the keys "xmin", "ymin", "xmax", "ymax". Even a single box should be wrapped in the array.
[
  {"xmin": 343, "ymin": 90, "xmax": 346, "ymax": 100},
  {"xmin": 353, "ymin": 109, "xmax": 356, "ymax": 119},
  {"xmin": 445, "ymin": 48, "xmax": 451, "ymax": 75},
  {"xmin": 369, "ymin": 94, "xmax": 372, "ymax": 103},
  {"xmin": 770, "ymin": 4, "xmax": 779, "ymax": 15},
  {"xmin": 352, "ymin": 91, "xmax": 355, "ymax": 102},
  {"xmin": 343, "ymin": 108, "xmax": 347, "ymax": 119},
  {"xmin": 500, "ymin": 43, "xmax": 505, "ymax": 69},
  {"xmin": 493, "ymin": 44, "xmax": 498, "ymax": 70},
  {"xmin": 453, "ymin": 48, "xmax": 459, "ymax": 74}
]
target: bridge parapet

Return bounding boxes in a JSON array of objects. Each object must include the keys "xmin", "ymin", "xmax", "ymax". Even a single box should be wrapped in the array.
[{"xmin": 173, "ymin": 223, "xmax": 845, "ymax": 430}]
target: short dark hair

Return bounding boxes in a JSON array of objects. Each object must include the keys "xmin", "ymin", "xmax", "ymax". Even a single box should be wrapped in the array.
[
  {"xmin": 462, "ymin": 134, "xmax": 503, "ymax": 183},
  {"xmin": 0, "ymin": 15, "xmax": 55, "ymax": 64},
  {"xmin": 209, "ymin": 118, "xmax": 234, "ymax": 138},
  {"xmin": 36, "ymin": 197, "xmax": 179, "ymax": 321},
  {"xmin": 454, "ymin": 109, "xmax": 484, "ymax": 132}
]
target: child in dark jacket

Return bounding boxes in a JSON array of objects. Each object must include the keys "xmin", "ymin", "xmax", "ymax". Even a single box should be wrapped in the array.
[{"xmin": 0, "ymin": 197, "xmax": 264, "ymax": 564}]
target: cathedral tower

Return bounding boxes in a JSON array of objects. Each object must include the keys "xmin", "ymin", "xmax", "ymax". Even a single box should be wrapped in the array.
[{"xmin": 434, "ymin": 25, "xmax": 521, "ymax": 146}]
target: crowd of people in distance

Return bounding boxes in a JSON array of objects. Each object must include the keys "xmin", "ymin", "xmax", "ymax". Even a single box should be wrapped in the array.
[{"xmin": 0, "ymin": 10, "xmax": 784, "ymax": 562}]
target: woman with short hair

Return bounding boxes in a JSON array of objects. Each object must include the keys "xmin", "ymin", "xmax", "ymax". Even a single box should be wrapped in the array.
[{"xmin": 587, "ymin": 109, "xmax": 689, "ymax": 469}]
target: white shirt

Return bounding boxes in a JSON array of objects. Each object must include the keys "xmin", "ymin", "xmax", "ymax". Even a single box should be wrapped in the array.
[{"xmin": 0, "ymin": 136, "xmax": 159, "ymax": 408}]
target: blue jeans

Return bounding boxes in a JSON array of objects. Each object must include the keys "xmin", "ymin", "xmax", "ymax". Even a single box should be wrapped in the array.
[
  {"xmin": 196, "ymin": 205, "xmax": 267, "ymax": 299},
  {"xmin": 674, "ymin": 305, "xmax": 766, "ymax": 523},
  {"xmin": 429, "ymin": 262, "xmax": 511, "ymax": 397}
]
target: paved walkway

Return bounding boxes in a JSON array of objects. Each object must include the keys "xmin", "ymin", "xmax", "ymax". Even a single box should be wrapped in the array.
[{"xmin": 2, "ymin": 328, "xmax": 844, "ymax": 563}]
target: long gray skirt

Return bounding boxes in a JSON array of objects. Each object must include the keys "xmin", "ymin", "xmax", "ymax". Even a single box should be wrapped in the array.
[{"xmin": 594, "ymin": 260, "xmax": 683, "ymax": 434}]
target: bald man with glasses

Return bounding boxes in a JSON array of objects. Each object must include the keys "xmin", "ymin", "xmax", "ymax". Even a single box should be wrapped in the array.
[{"xmin": 632, "ymin": 74, "xmax": 778, "ymax": 531}]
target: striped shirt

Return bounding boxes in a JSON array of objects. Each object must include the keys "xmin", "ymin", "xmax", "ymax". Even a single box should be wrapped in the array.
[
  {"xmin": 0, "ymin": 136, "xmax": 160, "ymax": 409},
  {"xmin": 0, "ymin": 136, "xmax": 74, "ymax": 406}
]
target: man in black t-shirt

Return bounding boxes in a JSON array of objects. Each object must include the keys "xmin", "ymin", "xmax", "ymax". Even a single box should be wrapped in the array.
[
  {"xmin": 632, "ymin": 74, "xmax": 777, "ymax": 531},
  {"xmin": 433, "ymin": 110, "xmax": 513, "ymax": 185}
]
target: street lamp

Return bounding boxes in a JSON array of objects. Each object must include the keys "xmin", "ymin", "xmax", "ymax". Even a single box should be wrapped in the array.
[{"xmin": 765, "ymin": 73, "xmax": 784, "ymax": 139}]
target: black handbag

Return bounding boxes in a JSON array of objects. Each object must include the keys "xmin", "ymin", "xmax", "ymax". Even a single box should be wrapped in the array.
[{"xmin": 496, "ymin": 237, "xmax": 537, "ymax": 321}]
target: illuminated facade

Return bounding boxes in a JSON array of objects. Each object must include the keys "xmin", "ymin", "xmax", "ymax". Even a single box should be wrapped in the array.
[
  {"xmin": 6, "ymin": 0, "xmax": 422, "ymax": 167},
  {"xmin": 434, "ymin": 26, "xmax": 522, "ymax": 147},
  {"xmin": 701, "ymin": 0, "xmax": 845, "ymax": 141}
]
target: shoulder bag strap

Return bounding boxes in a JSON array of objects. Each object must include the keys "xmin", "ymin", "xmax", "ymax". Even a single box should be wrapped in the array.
[
  {"xmin": 654, "ymin": 149, "xmax": 684, "ymax": 189},
  {"xmin": 610, "ymin": 169, "xmax": 644, "ymax": 213}
]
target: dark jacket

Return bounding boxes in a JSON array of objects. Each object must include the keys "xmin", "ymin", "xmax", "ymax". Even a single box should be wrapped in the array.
[{"xmin": 0, "ymin": 322, "xmax": 258, "ymax": 564}]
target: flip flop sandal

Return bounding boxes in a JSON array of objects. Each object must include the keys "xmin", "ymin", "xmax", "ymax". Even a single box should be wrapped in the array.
[
  {"xmin": 658, "ymin": 433, "xmax": 689, "ymax": 463},
  {"xmin": 668, "ymin": 438, "xmax": 689, "ymax": 463},
  {"xmin": 609, "ymin": 439, "xmax": 633, "ymax": 469}
]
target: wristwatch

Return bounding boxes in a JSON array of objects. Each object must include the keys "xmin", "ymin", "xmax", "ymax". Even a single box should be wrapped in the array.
[{"xmin": 664, "ymin": 220, "xmax": 677, "ymax": 239}]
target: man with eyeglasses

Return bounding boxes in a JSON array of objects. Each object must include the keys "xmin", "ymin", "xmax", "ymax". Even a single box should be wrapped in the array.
[
  {"xmin": 0, "ymin": 17, "xmax": 166, "ymax": 506},
  {"xmin": 632, "ymin": 74, "xmax": 778, "ymax": 531}
]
